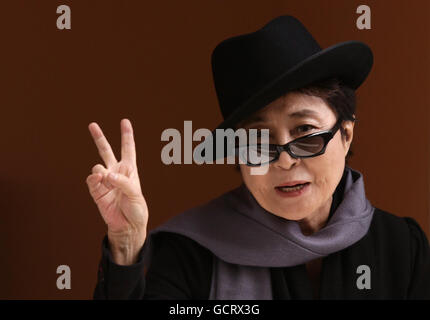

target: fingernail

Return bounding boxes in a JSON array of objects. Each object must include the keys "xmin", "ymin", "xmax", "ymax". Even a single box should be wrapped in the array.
[{"xmin": 109, "ymin": 173, "xmax": 117, "ymax": 180}]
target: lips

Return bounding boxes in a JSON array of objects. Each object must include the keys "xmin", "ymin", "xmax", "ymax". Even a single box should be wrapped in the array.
[
  {"xmin": 276, "ymin": 181, "xmax": 310, "ymax": 188},
  {"xmin": 274, "ymin": 181, "xmax": 311, "ymax": 197}
]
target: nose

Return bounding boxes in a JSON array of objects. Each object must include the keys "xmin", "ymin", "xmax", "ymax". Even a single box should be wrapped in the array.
[{"xmin": 274, "ymin": 149, "xmax": 299, "ymax": 170}]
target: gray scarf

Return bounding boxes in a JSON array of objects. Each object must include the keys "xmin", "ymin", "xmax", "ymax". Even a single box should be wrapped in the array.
[{"xmin": 143, "ymin": 166, "xmax": 374, "ymax": 299}]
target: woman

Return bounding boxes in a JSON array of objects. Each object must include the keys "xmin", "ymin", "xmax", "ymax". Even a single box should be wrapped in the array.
[{"xmin": 87, "ymin": 16, "xmax": 430, "ymax": 299}]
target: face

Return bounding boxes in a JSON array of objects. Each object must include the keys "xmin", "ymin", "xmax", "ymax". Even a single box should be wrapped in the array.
[{"xmin": 238, "ymin": 92, "xmax": 354, "ymax": 221}]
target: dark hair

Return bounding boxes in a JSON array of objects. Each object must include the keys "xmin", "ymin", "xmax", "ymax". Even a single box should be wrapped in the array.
[
  {"xmin": 234, "ymin": 77, "xmax": 356, "ymax": 172},
  {"xmin": 292, "ymin": 77, "xmax": 356, "ymax": 163}
]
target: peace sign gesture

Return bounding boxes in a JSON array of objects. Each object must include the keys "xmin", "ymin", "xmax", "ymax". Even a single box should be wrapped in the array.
[{"xmin": 86, "ymin": 119, "xmax": 148, "ymax": 265}]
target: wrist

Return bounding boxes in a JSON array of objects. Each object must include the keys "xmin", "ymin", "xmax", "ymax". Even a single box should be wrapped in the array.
[{"xmin": 108, "ymin": 231, "xmax": 146, "ymax": 266}]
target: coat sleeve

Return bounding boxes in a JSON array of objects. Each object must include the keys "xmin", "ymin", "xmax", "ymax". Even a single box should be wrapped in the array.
[
  {"xmin": 93, "ymin": 235, "xmax": 146, "ymax": 299},
  {"xmin": 93, "ymin": 232, "xmax": 213, "ymax": 300},
  {"xmin": 404, "ymin": 218, "xmax": 430, "ymax": 299}
]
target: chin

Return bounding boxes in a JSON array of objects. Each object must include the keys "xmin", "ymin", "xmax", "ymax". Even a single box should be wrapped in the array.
[
  {"xmin": 272, "ymin": 208, "xmax": 309, "ymax": 221},
  {"xmin": 264, "ymin": 201, "xmax": 310, "ymax": 221},
  {"xmin": 254, "ymin": 189, "xmax": 314, "ymax": 220}
]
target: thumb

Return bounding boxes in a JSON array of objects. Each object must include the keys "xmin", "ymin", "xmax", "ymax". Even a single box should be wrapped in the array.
[{"xmin": 107, "ymin": 172, "xmax": 140, "ymax": 199}]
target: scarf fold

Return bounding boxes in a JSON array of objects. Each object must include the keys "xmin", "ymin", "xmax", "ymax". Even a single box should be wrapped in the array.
[{"xmin": 143, "ymin": 166, "xmax": 375, "ymax": 299}]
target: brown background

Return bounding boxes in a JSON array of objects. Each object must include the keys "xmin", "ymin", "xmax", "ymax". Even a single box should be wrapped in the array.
[{"xmin": 0, "ymin": 0, "xmax": 429, "ymax": 299}]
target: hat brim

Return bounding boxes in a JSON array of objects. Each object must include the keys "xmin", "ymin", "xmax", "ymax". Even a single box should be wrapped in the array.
[{"xmin": 195, "ymin": 40, "xmax": 373, "ymax": 162}]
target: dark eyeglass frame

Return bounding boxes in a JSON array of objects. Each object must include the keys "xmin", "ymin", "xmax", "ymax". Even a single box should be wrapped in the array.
[{"xmin": 236, "ymin": 118, "xmax": 344, "ymax": 166}]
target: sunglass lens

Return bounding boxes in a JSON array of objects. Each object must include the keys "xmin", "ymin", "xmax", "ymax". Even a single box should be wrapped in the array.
[
  {"xmin": 290, "ymin": 136, "xmax": 324, "ymax": 157},
  {"xmin": 238, "ymin": 145, "xmax": 277, "ymax": 165}
]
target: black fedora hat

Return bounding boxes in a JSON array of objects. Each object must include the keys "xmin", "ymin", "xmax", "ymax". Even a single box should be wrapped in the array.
[{"xmin": 195, "ymin": 15, "xmax": 373, "ymax": 161}]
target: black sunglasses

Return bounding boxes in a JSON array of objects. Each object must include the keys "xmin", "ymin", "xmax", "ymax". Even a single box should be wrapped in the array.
[{"xmin": 236, "ymin": 118, "xmax": 344, "ymax": 166}]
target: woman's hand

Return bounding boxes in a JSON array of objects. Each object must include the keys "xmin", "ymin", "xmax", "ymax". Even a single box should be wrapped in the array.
[{"xmin": 86, "ymin": 119, "xmax": 148, "ymax": 266}]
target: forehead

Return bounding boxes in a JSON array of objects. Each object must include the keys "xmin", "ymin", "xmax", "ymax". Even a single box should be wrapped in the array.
[{"xmin": 241, "ymin": 92, "xmax": 334, "ymax": 126}]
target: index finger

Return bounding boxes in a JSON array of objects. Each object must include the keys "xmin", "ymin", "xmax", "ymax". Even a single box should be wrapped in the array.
[
  {"xmin": 120, "ymin": 118, "xmax": 136, "ymax": 164},
  {"xmin": 88, "ymin": 122, "xmax": 118, "ymax": 168}
]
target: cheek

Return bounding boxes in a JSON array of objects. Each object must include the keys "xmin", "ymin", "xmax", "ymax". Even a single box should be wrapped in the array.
[
  {"xmin": 240, "ymin": 166, "xmax": 273, "ymax": 202},
  {"xmin": 317, "ymin": 137, "xmax": 346, "ymax": 167},
  {"xmin": 308, "ymin": 139, "xmax": 346, "ymax": 195}
]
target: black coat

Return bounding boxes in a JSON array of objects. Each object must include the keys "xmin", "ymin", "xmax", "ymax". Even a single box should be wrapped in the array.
[{"xmin": 93, "ymin": 207, "xmax": 430, "ymax": 299}]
